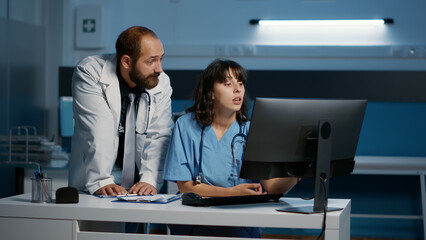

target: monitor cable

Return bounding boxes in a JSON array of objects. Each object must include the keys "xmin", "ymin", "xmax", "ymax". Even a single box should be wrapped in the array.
[
  {"xmin": 295, "ymin": 177, "xmax": 327, "ymax": 240},
  {"xmin": 316, "ymin": 175, "xmax": 327, "ymax": 240},
  {"xmin": 295, "ymin": 178, "xmax": 314, "ymax": 200}
]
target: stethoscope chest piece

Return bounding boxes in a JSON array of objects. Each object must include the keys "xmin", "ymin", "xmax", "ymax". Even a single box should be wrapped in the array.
[{"xmin": 194, "ymin": 175, "xmax": 202, "ymax": 185}]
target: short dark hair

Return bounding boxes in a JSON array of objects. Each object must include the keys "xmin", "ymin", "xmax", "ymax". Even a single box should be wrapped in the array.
[
  {"xmin": 115, "ymin": 26, "xmax": 158, "ymax": 62},
  {"xmin": 187, "ymin": 59, "xmax": 249, "ymax": 126}
]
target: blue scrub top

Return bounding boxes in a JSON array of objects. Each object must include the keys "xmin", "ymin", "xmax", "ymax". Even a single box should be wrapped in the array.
[{"xmin": 164, "ymin": 112, "xmax": 254, "ymax": 188}]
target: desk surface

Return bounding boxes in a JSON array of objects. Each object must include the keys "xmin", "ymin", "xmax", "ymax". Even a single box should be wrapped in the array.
[{"xmin": 0, "ymin": 193, "xmax": 350, "ymax": 230}]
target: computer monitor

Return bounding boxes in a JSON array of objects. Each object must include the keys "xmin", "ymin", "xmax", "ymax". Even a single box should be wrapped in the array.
[{"xmin": 240, "ymin": 98, "xmax": 367, "ymax": 213}]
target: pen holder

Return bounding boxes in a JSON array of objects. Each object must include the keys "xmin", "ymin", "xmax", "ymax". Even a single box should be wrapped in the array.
[{"xmin": 31, "ymin": 178, "xmax": 52, "ymax": 203}]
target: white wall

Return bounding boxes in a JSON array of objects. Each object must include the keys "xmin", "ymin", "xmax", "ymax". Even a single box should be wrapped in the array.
[
  {"xmin": 3, "ymin": 0, "xmax": 426, "ymax": 138},
  {"xmin": 0, "ymin": 0, "xmax": 7, "ymax": 18},
  {"xmin": 0, "ymin": 0, "xmax": 47, "ymax": 136},
  {"xmin": 0, "ymin": 0, "xmax": 48, "ymax": 197},
  {"xmin": 8, "ymin": 0, "xmax": 44, "ymax": 26},
  {"xmin": 59, "ymin": 0, "xmax": 426, "ymax": 70}
]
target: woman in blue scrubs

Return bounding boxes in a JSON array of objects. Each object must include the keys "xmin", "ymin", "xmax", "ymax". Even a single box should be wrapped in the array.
[{"xmin": 163, "ymin": 59, "xmax": 297, "ymax": 238}]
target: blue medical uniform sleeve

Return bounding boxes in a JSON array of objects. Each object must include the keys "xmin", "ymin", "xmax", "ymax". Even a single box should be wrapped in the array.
[{"xmin": 163, "ymin": 115, "xmax": 194, "ymax": 182}]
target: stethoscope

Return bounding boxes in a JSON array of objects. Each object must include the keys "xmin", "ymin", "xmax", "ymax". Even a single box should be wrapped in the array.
[
  {"xmin": 118, "ymin": 90, "xmax": 151, "ymax": 136},
  {"xmin": 193, "ymin": 123, "xmax": 247, "ymax": 185}
]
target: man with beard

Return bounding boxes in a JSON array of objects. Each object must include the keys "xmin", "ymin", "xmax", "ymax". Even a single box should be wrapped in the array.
[{"xmin": 69, "ymin": 26, "xmax": 174, "ymax": 199}]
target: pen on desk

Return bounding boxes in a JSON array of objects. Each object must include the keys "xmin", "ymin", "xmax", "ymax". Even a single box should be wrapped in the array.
[
  {"xmin": 39, "ymin": 166, "xmax": 44, "ymax": 179},
  {"xmin": 35, "ymin": 166, "xmax": 50, "ymax": 201}
]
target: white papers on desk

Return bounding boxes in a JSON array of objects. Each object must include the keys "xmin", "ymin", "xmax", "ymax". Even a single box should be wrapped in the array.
[{"xmin": 116, "ymin": 194, "xmax": 181, "ymax": 203}]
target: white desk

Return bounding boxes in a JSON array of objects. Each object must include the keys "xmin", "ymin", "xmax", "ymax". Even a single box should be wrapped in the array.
[{"xmin": 0, "ymin": 193, "xmax": 351, "ymax": 240}]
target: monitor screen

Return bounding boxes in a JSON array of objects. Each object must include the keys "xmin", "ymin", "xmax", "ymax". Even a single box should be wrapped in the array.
[{"xmin": 240, "ymin": 98, "xmax": 367, "ymax": 180}]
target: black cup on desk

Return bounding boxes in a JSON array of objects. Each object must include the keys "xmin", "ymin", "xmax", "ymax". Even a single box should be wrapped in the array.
[{"xmin": 55, "ymin": 187, "xmax": 79, "ymax": 204}]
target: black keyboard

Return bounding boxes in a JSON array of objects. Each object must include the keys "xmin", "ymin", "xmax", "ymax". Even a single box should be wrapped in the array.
[{"xmin": 181, "ymin": 192, "xmax": 284, "ymax": 207}]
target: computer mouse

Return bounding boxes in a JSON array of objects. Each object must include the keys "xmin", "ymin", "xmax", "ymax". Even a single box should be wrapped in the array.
[
  {"xmin": 181, "ymin": 192, "xmax": 203, "ymax": 206},
  {"xmin": 182, "ymin": 192, "xmax": 202, "ymax": 201}
]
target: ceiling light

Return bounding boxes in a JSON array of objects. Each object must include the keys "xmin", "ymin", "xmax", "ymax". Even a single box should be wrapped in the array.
[{"xmin": 250, "ymin": 18, "xmax": 394, "ymax": 27}]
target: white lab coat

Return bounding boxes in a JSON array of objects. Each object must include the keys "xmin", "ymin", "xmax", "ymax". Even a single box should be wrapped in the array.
[{"xmin": 68, "ymin": 54, "xmax": 174, "ymax": 194}]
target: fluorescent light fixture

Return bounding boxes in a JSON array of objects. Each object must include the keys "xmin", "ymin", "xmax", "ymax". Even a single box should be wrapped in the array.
[{"xmin": 250, "ymin": 18, "xmax": 394, "ymax": 27}]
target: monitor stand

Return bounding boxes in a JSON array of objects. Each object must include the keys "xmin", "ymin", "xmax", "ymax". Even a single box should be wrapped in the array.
[{"xmin": 276, "ymin": 120, "xmax": 343, "ymax": 214}]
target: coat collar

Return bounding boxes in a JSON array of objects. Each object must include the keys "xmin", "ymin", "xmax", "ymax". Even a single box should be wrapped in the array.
[{"xmin": 99, "ymin": 54, "xmax": 117, "ymax": 86}]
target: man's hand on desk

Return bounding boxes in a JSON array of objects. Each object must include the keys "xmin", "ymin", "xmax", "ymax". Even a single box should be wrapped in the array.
[
  {"xmin": 129, "ymin": 182, "xmax": 157, "ymax": 195},
  {"xmin": 94, "ymin": 184, "xmax": 128, "ymax": 196}
]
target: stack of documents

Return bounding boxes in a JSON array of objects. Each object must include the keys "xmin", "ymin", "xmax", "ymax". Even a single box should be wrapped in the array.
[{"xmin": 116, "ymin": 194, "xmax": 181, "ymax": 204}]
